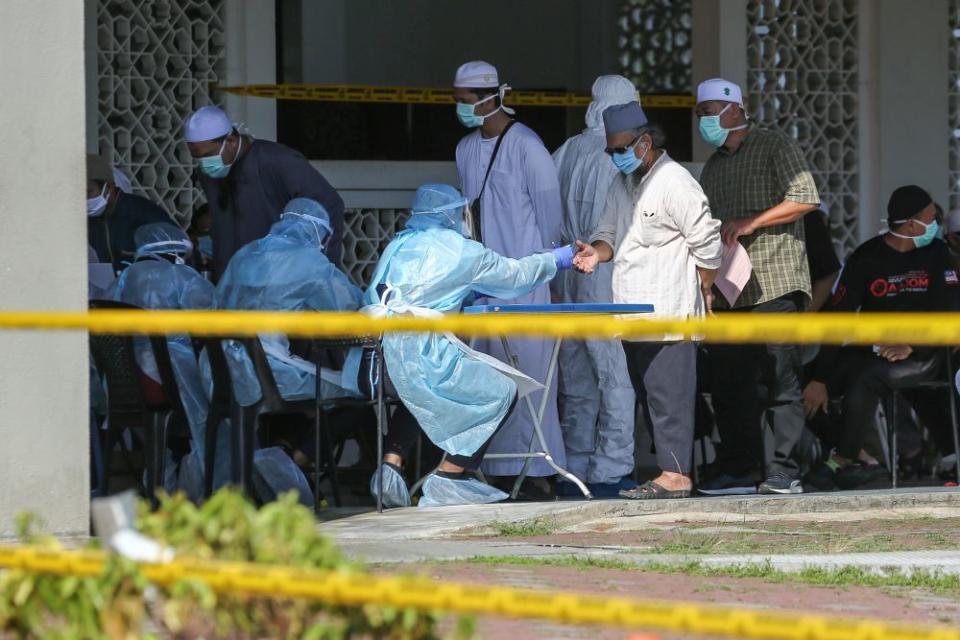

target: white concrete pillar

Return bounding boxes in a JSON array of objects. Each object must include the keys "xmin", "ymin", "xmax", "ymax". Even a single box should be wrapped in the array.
[
  {"xmin": 857, "ymin": 0, "xmax": 882, "ymax": 242},
  {"xmin": 691, "ymin": 0, "xmax": 748, "ymax": 162},
  {"xmin": 224, "ymin": 0, "xmax": 277, "ymax": 141},
  {"xmin": 0, "ymin": 1, "xmax": 89, "ymax": 537},
  {"xmin": 869, "ymin": 0, "xmax": 949, "ymax": 236}
]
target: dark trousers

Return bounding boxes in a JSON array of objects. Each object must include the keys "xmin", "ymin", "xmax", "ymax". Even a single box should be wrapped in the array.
[
  {"xmin": 826, "ymin": 348, "xmax": 943, "ymax": 459},
  {"xmin": 360, "ymin": 349, "xmax": 517, "ymax": 471},
  {"xmin": 384, "ymin": 400, "xmax": 515, "ymax": 471},
  {"xmin": 622, "ymin": 341, "xmax": 696, "ymax": 474},
  {"xmin": 706, "ymin": 293, "xmax": 805, "ymax": 478}
]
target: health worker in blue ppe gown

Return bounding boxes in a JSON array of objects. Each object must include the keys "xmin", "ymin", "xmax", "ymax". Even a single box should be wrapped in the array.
[
  {"xmin": 348, "ymin": 183, "xmax": 583, "ymax": 508},
  {"xmin": 453, "ymin": 61, "xmax": 566, "ymax": 490},
  {"xmin": 215, "ymin": 198, "xmax": 362, "ymax": 409},
  {"xmin": 107, "ymin": 223, "xmax": 214, "ymax": 500},
  {"xmin": 552, "ymin": 75, "xmax": 639, "ymax": 497},
  {"xmin": 184, "ymin": 106, "xmax": 346, "ymax": 278}
]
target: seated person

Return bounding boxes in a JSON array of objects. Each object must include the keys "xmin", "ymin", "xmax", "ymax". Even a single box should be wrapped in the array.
[
  {"xmin": 187, "ymin": 203, "xmax": 214, "ymax": 275},
  {"xmin": 215, "ymin": 197, "xmax": 361, "ymax": 408},
  {"xmin": 351, "ymin": 183, "xmax": 580, "ymax": 508},
  {"xmin": 803, "ymin": 185, "xmax": 959, "ymax": 490},
  {"xmin": 804, "ymin": 206, "xmax": 842, "ymax": 314},
  {"xmin": 87, "ymin": 154, "xmax": 173, "ymax": 271},
  {"xmin": 107, "ymin": 223, "xmax": 214, "ymax": 499}
]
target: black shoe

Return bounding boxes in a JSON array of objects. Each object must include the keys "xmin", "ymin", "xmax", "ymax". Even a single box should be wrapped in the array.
[
  {"xmin": 803, "ymin": 463, "xmax": 838, "ymax": 492},
  {"xmin": 834, "ymin": 462, "xmax": 887, "ymax": 490},
  {"xmin": 696, "ymin": 473, "xmax": 757, "ymax": 496},
  {"xmin": 758, "ymin": 473, "xmax": 803, "ymax": 494},
  {"xmin": 491, "ymin": 476, "xmax": 557, "ymax": 502}
]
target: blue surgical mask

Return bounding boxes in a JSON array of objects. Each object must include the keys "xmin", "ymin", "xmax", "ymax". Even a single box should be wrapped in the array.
[
  {"xmin": 698, "ymin": 104, "xmax": 747, "ymax": 147},
  {"xmin": 890, "ymin": 218, "xmax": 940, "ymax": 249},
  {"xmin": 87, "ymin": 183, "xmax": 109, "ymax": 217},
  {"xmin": 456, "ymin": 93, "xmax": 498, "ymax": 128},
  {"xmin": 199, "ymin": 136, "xmax": 241, "ymax": 179},
  {"xmin": 611, "ymin": 142, "xmax": 649, "ymax": 175}
]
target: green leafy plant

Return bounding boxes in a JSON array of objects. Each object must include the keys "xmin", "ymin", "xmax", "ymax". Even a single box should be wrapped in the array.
[{"xmin": 0, "ymin": 490, "xmax": 473, "ymax": 639}]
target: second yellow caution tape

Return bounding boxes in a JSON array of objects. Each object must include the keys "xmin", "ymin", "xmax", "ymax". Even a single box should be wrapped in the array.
[
  {"xmin": 217, "ymin": 83, "xmax": 696, "ymax": 109},
  {"xmin": 0, "ymin": 310, "xmax": 958, "ymax": 346},
  {"xmin": 0, "ymin": 545, "xmax": 956, "ymax": 640}
]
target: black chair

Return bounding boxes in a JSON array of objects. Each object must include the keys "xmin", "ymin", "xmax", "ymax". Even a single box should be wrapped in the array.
[
  {"xmin": 201, "ymin": 337, "xmax": 248, "ymax": 498},
  {"xmin": 883, "ymin": 348, "xmax": 960, "ymax": 487},
  {"xmin": 206, "ymin": 333, "xmax": 398, "ymax": 512},
  {"xmin": 89, "ymin": 299, "xmax": 190, "ymax": 508},
  {"xmin": 225, "ymin": 337, "xmax": 322, "ymax": 506},
  {"xmin": 310, "ymin": 336, "xmax": 398, "ymax": 512}
]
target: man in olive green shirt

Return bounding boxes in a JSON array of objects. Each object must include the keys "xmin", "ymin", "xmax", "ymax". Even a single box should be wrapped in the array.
[{"xmin": 695, "ymin": 78, "xmax": 819, "ymax": 496}]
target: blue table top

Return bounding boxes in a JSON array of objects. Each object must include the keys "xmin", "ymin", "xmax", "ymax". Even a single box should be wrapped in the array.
[{"xmin": 463, "ymin": 303, "xmax": 654, "ymax": 314}]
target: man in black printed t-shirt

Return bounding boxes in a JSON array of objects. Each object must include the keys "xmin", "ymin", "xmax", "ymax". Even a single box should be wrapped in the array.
[{"xmin": 802, "ymin": 185, "xmax": 959, "ymax": 490}]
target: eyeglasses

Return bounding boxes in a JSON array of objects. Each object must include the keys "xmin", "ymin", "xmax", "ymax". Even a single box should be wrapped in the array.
[{"xmin": 604, "ymin": 135, "xmax": 642, "ymax": 156}]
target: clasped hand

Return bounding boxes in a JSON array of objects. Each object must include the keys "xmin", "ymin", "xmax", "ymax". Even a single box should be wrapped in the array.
[{"xmin": 571, "ymin": 240, "xmax": 599, "ymax": 274}]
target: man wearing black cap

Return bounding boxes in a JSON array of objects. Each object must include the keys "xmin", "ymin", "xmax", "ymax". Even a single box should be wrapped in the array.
[
  {"xmin": 802, "ymin": 185, "xmax": 959, "ymax": 490},
  {"xmin": 575, "ymin": 101, "xmax": 722, "ymax": 499}
]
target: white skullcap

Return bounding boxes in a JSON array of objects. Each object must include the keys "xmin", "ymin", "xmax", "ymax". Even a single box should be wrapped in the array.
[
  {"xmin": 947, "ymin": 208, "xmax": 960, "ymax": 234},
  {"xmin": 696, "ymin": 78, "xmax": 744, "ymax": 106},
  {"xmin": 183, "ymin": 105, "xmax": 232, "ymax": 143},
  {"xmin": 454, "ymin": 61, "xmax": 500, "ymax": 88},
  {"xmin": 585, "ymin": 75, "xmax": 639, "ymax": 130}
]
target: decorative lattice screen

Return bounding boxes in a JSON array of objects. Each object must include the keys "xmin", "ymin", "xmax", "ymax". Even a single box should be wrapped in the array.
[
  {"xmin": 96, "ymin": 0, "xmax": 225, "ymax": 226},
  {"xmin": 341, "ymin": 208, "xmax": 410, "ymax": 288},
  {"xmin": 949, "ymin": 0, "xmax": 960, "ymax": 210},
  {"xmin": 618, "ymin": 0, "xmax": 692, "ymax": 93},
  {"xmin": 747, "ymin": 0, "xmax": 860, "ymax": 256}
]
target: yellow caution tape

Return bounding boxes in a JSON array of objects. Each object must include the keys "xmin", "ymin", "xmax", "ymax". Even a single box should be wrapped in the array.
[
  {"xmin": 0, "ymin": 545, "xmax": 956, "ymax": 640},
  {"xmin": 0, "ymin": 310, "xmax": 958, "ymax": 346},
  {"xmin": 216, "ymin": 83, "xmax": 696, "ymax": 109}
]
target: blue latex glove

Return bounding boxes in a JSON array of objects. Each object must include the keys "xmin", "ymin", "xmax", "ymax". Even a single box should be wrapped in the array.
[{"xmin": 551, "ymin": 244, "xmax": 575, "ymax": 270}]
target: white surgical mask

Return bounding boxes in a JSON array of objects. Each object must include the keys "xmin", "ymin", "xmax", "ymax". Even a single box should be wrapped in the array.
[{"xmin": 87, "ymin": 183, "xmax": 109, "ymax": 217}]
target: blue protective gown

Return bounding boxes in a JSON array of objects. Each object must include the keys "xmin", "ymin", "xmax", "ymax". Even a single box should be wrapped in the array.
[
  {"xmin": 108, "ymin": 255, "xmax": 214, "ymax": 499},
  {"xmin": 362, "ymin": 226, "xmax": 557, "ymax": 456},
  {"xmin": 215, "ymin": 214, "xmax": 362, "ymax": 406}
]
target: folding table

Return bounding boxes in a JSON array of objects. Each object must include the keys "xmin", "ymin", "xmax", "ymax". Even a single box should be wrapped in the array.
[{"xmin": 463, "ymin": 302, "xmax": 654, "ymax": 499}]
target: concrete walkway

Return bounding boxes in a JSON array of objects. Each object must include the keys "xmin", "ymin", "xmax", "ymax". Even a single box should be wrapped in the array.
[{"xmin": 320, "ymin": 488, "xmax": 960, "ymax": 574}]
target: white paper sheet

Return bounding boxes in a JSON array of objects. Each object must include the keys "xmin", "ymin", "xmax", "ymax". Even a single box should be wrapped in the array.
[{"xmin": 715, "ymin": 242, "xmax": 753, "ymax": 306}]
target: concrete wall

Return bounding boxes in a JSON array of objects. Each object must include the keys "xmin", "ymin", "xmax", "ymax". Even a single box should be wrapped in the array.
[
  {"xmin": 299, "ymin": 0, "xmax": 621, "ymax": 92},
  {"xmin": 0, "ymin": 1, "xmax": 89, "ymax": 537},
  {"xmin": 224, "ymin": 0, "xmax": 278, "ymax": 141}
]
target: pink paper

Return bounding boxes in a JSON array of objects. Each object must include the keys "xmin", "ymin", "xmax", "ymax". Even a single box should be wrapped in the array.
[{"xmin": 715, "ymin": 242, "xmax": 752, "ymax": 306}]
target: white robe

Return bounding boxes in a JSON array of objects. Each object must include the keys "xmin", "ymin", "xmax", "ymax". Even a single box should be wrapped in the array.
[{"xmin": 456, "ymin": 122, "xmax": 566, "ymax": 476}]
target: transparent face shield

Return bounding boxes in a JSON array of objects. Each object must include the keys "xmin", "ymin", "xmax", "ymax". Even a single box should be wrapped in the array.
[
  {"xmin": 461, "ymin": 202, "xmax": 476, "ymax": 240},
  {"xmin": 135, "ymin": 240, "xmax": 193, "ymax": 264},
  {"xmin": 282, "ymin": 212, "xmax": 332, "ymax": 250}
]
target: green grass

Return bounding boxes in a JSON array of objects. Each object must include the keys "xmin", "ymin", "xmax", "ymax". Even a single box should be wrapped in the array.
[
  {"xmin": 462, "ymin": 555, "xmax": 960, "ymax": 594},
  {"xmin": 490, "ymin": 518, "xmax": 560, "ymax": 537}
]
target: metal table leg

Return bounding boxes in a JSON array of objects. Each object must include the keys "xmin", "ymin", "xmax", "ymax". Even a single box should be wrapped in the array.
[{"xmin": 482, "ymin": 335, "xmax": 592, "ymax": 499}]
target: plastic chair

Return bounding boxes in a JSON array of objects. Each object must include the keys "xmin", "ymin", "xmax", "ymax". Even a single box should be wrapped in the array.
[
  {"xmin": 310, "ymin": 336, "xmax": 395, "ymax": 511},
  {"xmin": 88, "ymin": 299, "xmax": 189, "ymax": 508},
  {"xmin": 231, "ymin": 337, "xmax": 320, "ymax": 505},
  {"xmin": 201, "ymin": 337, "xmax": 246, "ymax": 498},
  {"xmin": 883, "ymin": 349, "xmax": 960, "ymax": 487}
]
